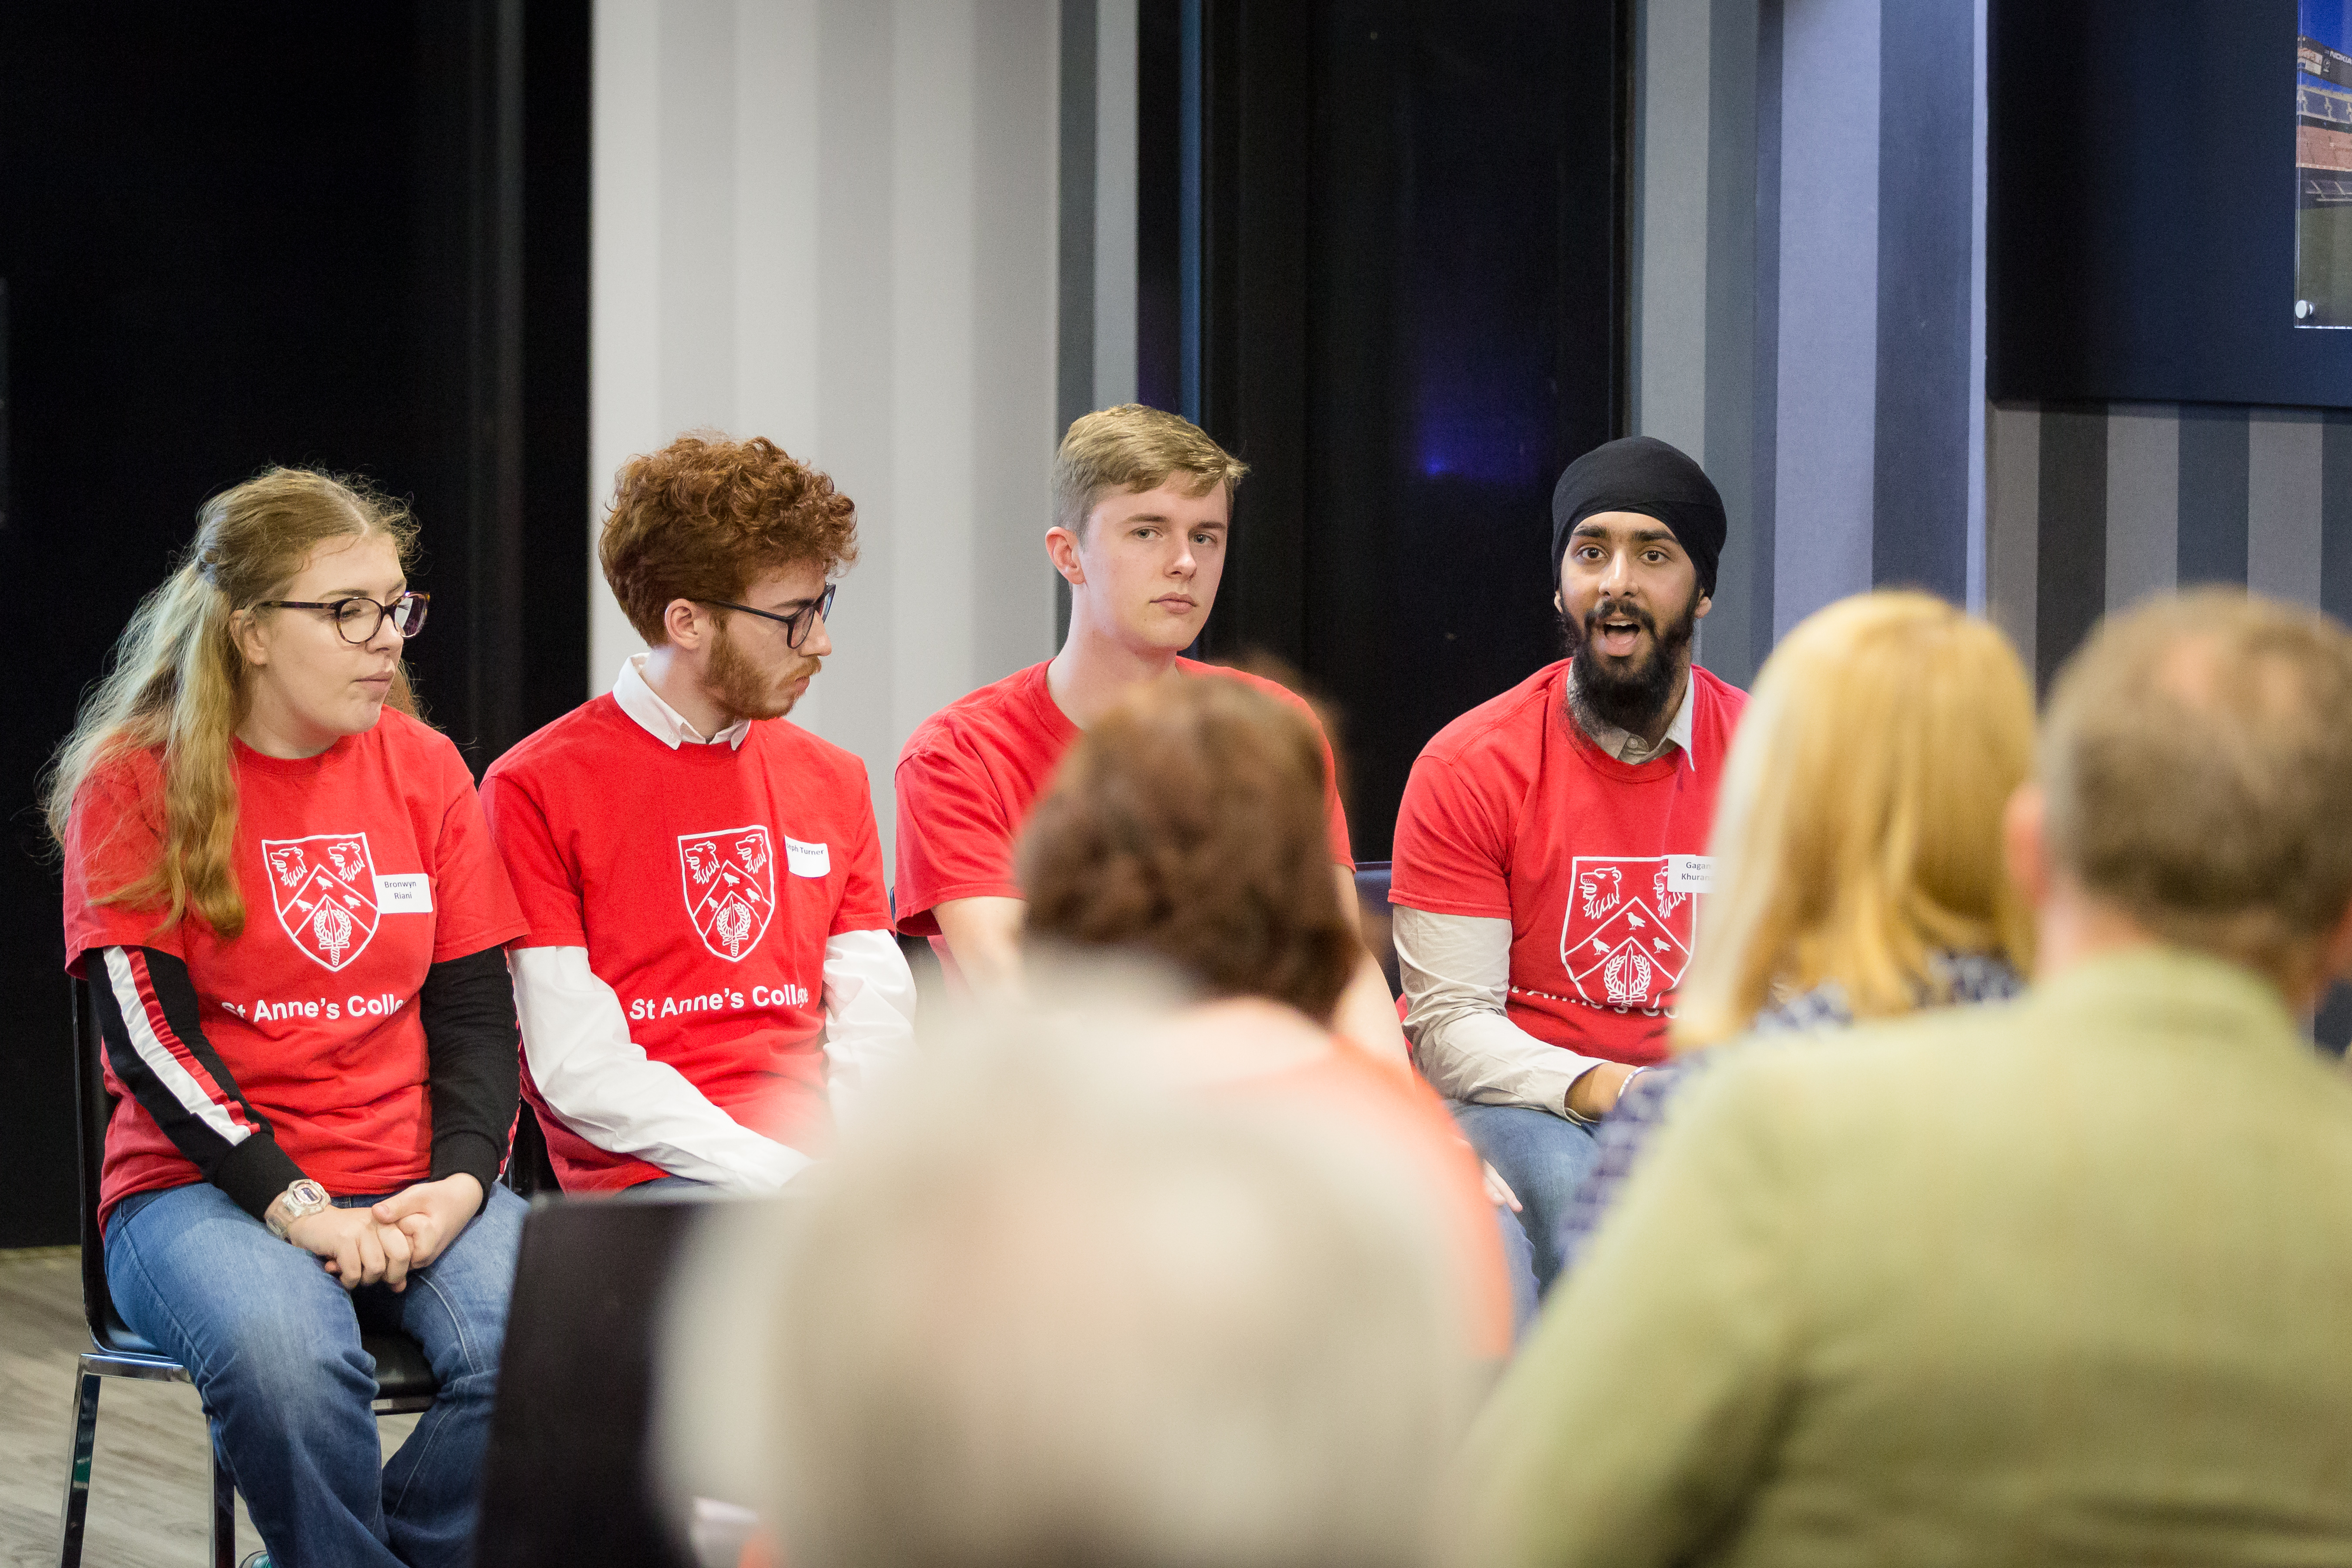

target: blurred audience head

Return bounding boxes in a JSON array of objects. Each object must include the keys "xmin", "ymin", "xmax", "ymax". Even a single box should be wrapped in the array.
[
  {"xmin": 1675, "ymin": 590, "xmax": 2035, "ymax": 1047},
  {"xmin": 665, "ymin": 1000, "xmax": 1469, "ymax": 1568},
  {"xmin": 598, "ymin": 432, "xmax": 857, "ymax": 645},
  {"xmin": 2029, "ymin": 587, "xmax": 2352, "ymax": 995},
  {"xmin": 1018, "ymin": 673, "xmax": 1357, "ymax": 1026},
  {"xmin": 1052, "ymin": 403, "xmax": 1248, "ymax": 539}
]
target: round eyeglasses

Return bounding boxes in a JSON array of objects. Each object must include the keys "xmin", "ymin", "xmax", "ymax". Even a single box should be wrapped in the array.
[
  {"xmin": 699, "ymin": 583, "xmax": 836, "ymax": 650},
  {"xmin": 253, "ymin": 592, "xmax": 430, "ymax": 645}
]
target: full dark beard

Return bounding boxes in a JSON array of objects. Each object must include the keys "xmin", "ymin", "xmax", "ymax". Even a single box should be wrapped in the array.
[
  {"xmin": 1559, "ymin": 590, "xmax": 1699, "ymax": 737},
  {"xmin": 706, "ymin": 620, "xmax": 804, "ymax": 724}
]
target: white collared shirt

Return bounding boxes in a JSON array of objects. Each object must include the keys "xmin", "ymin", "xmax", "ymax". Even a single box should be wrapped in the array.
[
  {"xmin": 1567, "ymin": 666, "xmax": 1696, "ymax": 768},
  {"xmin": 612, "ymin": 652, "xmax": 751, "ymax": 750}
]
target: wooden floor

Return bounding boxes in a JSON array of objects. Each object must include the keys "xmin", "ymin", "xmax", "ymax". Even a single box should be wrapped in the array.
[{"xmin": 0, "ymin": 1248, "xmax": 416, "ymax": 1567}]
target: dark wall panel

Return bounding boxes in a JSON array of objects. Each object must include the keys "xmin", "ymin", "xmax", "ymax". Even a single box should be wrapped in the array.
[
  {"xmin": 0, "ymin": 1, "xmax": 587, "ymax": 1247},
  {"xmin": 1193, "ymin": 0, "xmax": 1627, "ymax": 858}
]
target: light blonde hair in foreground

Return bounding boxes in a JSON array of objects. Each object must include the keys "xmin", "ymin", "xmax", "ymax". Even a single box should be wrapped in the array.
[
  {"xmin": 43, "ymin": 469, "xmax": 420, "ymax": 938},
  {"xmin": 1053, "ymin": 403, "xmax": 1249, "ymax": 535},
  {"xmin": 660, "ymin": 989, "xmax": 1471, "ymax": 1568},
  {"xmin": 2041, "ymin": 588, "xmax": 2352, "ymax": 989},
  {"xmin": 1673, "ymin": 591, "xmax": 2035, "ymax": 1049}
]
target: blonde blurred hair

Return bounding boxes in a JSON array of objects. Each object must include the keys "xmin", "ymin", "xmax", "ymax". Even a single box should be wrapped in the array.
[
  {"xmin": 1053, "ymin": 404, "xmax": 1249, "ymax": 537},
  {"xmin": 1673, "ymin": 591, "xmax": 2034, "ymax": 1048},
  {"xmin": 43, "ymin": 469, "xmax": 419, "ymax": 937}
]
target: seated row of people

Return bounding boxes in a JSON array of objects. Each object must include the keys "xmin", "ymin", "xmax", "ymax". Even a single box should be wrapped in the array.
[
  {"xmin": 49, "ymin": 391, "xmax": 2352, "ymax": 1565},
  {"xmin": 43, "ymin": 406, "xmax": 1433, "ymax": 1564}
]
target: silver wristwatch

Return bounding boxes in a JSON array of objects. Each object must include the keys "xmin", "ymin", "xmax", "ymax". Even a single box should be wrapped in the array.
[{"xmin": 264, "ymin": 1179, "xmax": 331, "ymax": 1240}]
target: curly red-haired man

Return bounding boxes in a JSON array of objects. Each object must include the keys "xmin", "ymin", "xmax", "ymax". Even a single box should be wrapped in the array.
[{"xmin": 480, "ymin": 433, "xmax": 915, "ymax": 1194}]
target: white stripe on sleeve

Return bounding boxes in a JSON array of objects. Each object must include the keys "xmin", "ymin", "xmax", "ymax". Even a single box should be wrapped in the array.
[{"xmin": 102, "ymin": 946, "xmax": 251, "ymax": 1148}]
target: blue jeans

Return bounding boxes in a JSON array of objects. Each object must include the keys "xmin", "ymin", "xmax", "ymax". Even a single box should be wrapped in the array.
[
  {"xmin": 1450, "ymin": 1102, "xmax": 1600, "ymax": 1302},
  {"xmin": 106, "ymin": 1181, "xmax": 527, "ymax": 1568}
]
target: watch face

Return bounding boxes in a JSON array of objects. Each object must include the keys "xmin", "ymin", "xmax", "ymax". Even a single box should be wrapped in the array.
[{"xmin": 288, "ymin": 1180, "xmax": 329, "ymax": 1208}]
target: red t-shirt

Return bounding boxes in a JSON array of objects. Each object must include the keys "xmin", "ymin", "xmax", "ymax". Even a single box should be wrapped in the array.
[
  {"xmin": 893, "ymin": 658, "xmax": 1355, "ymax": 936},
  {"xmin": 1389, "ymin": 661, "xmax": 1746, "ymax": 1065},
  {"xmin": 61, "ymin": 711, "xmax": 530, "ymax": 1225},
  {"xmin": 480, "ymin": 696, "xmax": 892, "ymax": 1191}
]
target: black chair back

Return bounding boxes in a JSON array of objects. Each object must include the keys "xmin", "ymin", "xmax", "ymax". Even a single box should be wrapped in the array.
[
  {"xmin": 72, "ymin": 978, "xmax": 149, "ymax": 1355},
  {"xmin": 1354, "ymin": 860, "xmax": 1399, "ymax": 998}
]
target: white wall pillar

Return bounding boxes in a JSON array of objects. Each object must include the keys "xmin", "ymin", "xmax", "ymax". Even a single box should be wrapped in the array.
[{"xmin": 591, "ymin": 0, "xmax": 1060, "ymax": 862}]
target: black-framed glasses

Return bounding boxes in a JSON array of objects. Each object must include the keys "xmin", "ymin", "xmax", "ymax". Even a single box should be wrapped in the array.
[
  {"xmin": 253, "ymin": 592, "xmax": 430, "ymax": 644},
  {"xmin": 700, "ymin": 584, "xmax": 836, "ymax": 650}
]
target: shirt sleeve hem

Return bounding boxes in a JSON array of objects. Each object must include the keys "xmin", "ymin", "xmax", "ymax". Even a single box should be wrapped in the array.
[
  {"xmin": 1387, "ymin": 892, "xmax": 1515, "ymax": 920},
  {"xmin": 431, "ymin": 918, "xmax": 535, "ymax": 966},
  {"xmin": 431, "ymin": 1130, "xmax": 505, "ymax": 1201},
  {"xmin": 893, "ymin": 880, "xmax": 1024, "ymax": 933},
  {"xmin": 504, "ymin": 928, "xmax": 591, "ymax": 950},
  {"xmin": 216, "ymin": 1135, "xmax": 309, "ymax": 1222}
]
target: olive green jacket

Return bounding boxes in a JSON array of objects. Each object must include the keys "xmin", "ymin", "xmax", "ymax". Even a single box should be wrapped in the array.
[{"xmin": 1460, "ymin": 947, "xmax": 2352, "ymax": 1568}]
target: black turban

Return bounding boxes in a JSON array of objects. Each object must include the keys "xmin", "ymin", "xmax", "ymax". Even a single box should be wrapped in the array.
[{"xmin": 1549, "ymin": 436, "xmax": 1727, "ymax": 599}]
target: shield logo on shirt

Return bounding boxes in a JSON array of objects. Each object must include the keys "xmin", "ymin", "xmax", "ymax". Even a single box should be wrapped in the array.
[
  {"xmin": 678, "ymin": 825, "xmax": 776, "ymax": 962},
  {"xmin": 1558, "ymin": 856, "xmax": 1691, "ymax": 1011},
  {"xmin": 260, "ymin": 833, "xmax": 381, "ymax": 972}
]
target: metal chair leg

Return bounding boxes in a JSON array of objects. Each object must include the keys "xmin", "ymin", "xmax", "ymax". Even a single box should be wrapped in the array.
[
  {"xmin": 55, "ymin": 1362, "xmax": 101, "ymax": 1568},
  {"xmin": 208, "ymin": 1424, "xmax": 237, "ymax": 1568}
]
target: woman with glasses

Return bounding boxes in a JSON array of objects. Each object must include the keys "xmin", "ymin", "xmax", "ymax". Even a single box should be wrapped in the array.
[{"xmin": 48, "ymin": 467, "xmax": 531, "ymax": 1568}]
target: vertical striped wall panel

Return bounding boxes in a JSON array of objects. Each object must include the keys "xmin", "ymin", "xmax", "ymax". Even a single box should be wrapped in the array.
[
  {"xmin": 1991, "ymin": 399, "xmax": 2352, "ymax": 1054},
  {"xmin": 1987, "ymin": 402, "xmax": 2352, "ymax": 686}
]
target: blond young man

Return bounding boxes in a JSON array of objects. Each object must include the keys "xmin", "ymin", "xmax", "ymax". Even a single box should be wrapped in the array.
[
  {"xmin": 1461, "ymin": 589, "xmax": 2352, "ymax": 1567},
  {"xmin": 892, "ymin": 404, "xmax": 1408, "ymax": 1061}
]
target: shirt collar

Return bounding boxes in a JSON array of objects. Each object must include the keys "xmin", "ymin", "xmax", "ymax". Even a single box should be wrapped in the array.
[
  {"xmin": 1568, "ymin": 664, "xmax": 1697, "ymax": 769},
  {"xmin": 612, "ymin": 653, "xmax": 751, "ymax": 750}
]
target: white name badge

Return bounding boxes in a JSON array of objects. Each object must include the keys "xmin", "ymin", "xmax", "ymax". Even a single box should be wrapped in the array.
[
  {"xmin": 785, "ymin": 837, "xmax": 831, "ymax": 879},
  {"xmin": 374, "ymin": 873, "xmax": 433, "ymax": 913},
  {"xmin": 1666, "ymin": 855, "xmax": 1714, "ymax": 894}
]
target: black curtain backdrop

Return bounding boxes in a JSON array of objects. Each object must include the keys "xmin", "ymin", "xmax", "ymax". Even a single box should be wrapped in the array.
[
  {"xmin": 0, "ymin": 1, "xmax": 589, "ymax": 1248},
  {"xmin": 1181, "ymin": 0, "xmax": 1630, "ymax": 858}
]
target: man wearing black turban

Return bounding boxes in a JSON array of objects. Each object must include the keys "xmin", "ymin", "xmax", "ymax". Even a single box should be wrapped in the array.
[{"xmin": 1387, "ymin": 436, "xmax": 1750, "ymax": 1304}]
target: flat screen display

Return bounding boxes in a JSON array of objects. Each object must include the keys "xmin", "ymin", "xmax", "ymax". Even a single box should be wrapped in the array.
[{"xmin": 2295, "ymin": 2, "xmax": 2352, "ymax": 324}]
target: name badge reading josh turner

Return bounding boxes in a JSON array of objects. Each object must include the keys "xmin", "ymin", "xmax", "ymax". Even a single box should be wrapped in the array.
[
  {"xmin": 1666, "ymin": 855, "xmax": 1714, "ymax": 895},
  {"xmin": 374, "ymin": 873, "xmax": 433, "ymax": 913},
  {"xmin": 785, "ymin": 837, "xmax": 831, "ymax": 878}
]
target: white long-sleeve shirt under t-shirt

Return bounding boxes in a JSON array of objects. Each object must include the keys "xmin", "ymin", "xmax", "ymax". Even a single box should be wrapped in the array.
[
  {"xmin": 503, "ymin": 656, "xmax": 917, "ymax": 1193},
  {"xmin": 1398, "ymin": 671, "xmax": 1695, "ymax": 1115}
]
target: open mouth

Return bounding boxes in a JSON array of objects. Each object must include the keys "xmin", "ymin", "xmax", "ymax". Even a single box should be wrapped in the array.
[{"xmin": 1592, "ymin": 614, "xmax": 1648, "ymax": 659}]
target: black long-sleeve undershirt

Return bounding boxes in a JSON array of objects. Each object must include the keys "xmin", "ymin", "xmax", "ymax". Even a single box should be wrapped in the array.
[{"xmin": 418, "ymin": 944, "xmax": 521, "ymax": 1203}]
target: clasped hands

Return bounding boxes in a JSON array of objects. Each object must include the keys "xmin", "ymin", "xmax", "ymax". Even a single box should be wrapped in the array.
[{"xmin": 280, "ymin": 1173, "xmax": 485, "ymax": 1292}]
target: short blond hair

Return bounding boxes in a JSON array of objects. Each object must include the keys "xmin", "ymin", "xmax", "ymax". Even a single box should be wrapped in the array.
[
  {"xmin": 1674, "ymin": 591, "xmax": 2036, "ymax": 1048},
  {"xmin": 2041, "ymin": 588, "xmax": 2352, "ymax": 985},
  {"xmin": 1053, "ymin": 404, "xmax": 1248, "ymax": 535}
]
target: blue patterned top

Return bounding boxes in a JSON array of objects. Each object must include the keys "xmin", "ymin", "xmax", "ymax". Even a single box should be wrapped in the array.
[{"xmin": 1553, "ymin": 951, "xmax": 2024, "ymax": 1275}]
